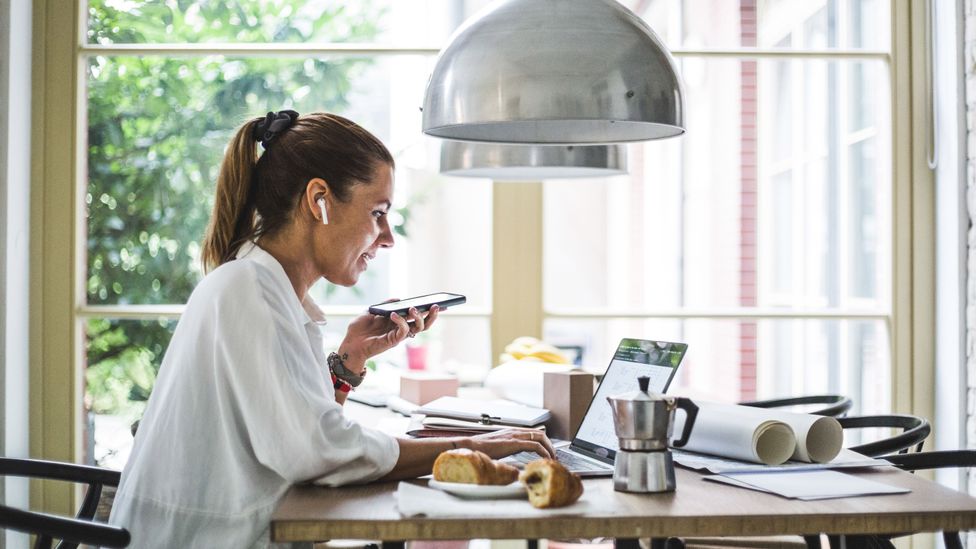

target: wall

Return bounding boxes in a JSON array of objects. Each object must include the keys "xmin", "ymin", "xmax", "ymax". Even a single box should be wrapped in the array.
[
  {"xmin": 1, "ymin": 0, "xmax": 32, "ymax": 545},
  {"xmin": 964, "ymin": 0, "xmax": 976, "ymax": 543}
]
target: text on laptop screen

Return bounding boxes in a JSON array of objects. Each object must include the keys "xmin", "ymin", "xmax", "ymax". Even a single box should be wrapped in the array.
[{"xmin": 573, "ymin": 339, "xmax": 687, "ymax": 455}]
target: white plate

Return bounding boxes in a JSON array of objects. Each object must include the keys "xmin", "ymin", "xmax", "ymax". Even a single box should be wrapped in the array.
[{"xmin": 427, "ymin": 479, "xmax": 527, "ymax": 499}]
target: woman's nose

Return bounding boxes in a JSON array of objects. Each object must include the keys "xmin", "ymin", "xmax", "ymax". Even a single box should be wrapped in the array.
[{"xmin": 378, "ymin": 223, "xmax": 395, "ymax": 248}]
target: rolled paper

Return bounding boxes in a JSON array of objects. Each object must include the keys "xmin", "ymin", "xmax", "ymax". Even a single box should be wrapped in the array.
[{"xmin": 673, "ymin": 401, "xmax": 843, "ymax": 465}]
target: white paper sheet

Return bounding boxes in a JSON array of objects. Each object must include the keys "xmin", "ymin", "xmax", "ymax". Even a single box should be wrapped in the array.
[
  {"xmin": 705, "ymin": 470, "xmax": 911, "ymax": 500},
  {"xmin": 672, "ymin": 401, "xmax": 843, "ymax": 465},
  {"xmin": 674, "ymin": 448, "xmax": 887, "ymax": 474}
]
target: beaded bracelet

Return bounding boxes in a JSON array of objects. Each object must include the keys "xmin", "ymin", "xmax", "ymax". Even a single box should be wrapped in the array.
[{"xmin": 330, "ymin": 371, "xmax": 353, "ymax": 393}]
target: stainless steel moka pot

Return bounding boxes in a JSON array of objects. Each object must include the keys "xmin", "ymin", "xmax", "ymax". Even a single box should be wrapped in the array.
[{"xmin": 607, "ymin": 376, "xmax": 699, "ymax": 493}]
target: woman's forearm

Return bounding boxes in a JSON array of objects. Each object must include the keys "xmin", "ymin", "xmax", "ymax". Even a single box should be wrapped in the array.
[
  {"xmin": 377, "ymin": 430, "xmax": 554, "ymax": 481},
  {"xmin": 379, "ymin": 437, "xmax": 467, "ymax": 481}
]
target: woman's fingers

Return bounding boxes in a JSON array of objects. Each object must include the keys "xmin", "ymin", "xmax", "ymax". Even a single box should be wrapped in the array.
[
  {"xmin": 407, "ymin": 307, "xmax": 425, "ymax": 334},
  {"xmin": 424, "ymin": 305, "xmax": 440, "ymax": 331},
  {"xmin": 479, "ymin": 429, "xmax": 555, "ymax": 459},
  {"xmin": 388, "ymin": 312, "xmax": 411, "ymax": 342}
]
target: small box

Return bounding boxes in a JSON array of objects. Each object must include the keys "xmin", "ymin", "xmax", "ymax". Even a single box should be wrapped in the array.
[
  {"xmin": 399, "ymin": 372, "xmax": 459, "ymax": 406},
  {"xmin": 543, "ymin": 370, "xmax": 595, "ymax": 440}
]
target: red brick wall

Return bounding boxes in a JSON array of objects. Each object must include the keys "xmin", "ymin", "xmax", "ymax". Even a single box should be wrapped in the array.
[{"xmin": 739, "ymin": 0, "xmax": 758, "ymax": 400}]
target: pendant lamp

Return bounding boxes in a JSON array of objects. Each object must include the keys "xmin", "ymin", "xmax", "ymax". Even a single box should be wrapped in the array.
[
  {"xmin": 440, "ymin": 141, "xmax": 627, "ymax": 181},
  {"xmin": 422, "ymin": 0, "xmax": 685, "ymax": 145}
]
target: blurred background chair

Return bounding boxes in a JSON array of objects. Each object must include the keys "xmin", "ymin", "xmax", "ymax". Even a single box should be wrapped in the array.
[
  {"xmin": 837, "ymin": 414, "xmax": 930, "ymax": 457},
  {"xmin": 0, "ymin": 457, "xmax": 130, "ymax": 548},
  {"xmin": 739, "ymin": 395, "xmax": 853, "ymax": 418}
]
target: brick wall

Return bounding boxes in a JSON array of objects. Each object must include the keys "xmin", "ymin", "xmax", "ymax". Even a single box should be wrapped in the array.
[{"xmin": 739, "ymin": 0, "xmax": 758, "ymax": 401}]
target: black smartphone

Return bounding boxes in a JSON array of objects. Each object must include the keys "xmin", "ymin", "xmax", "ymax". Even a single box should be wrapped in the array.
[{"xmin": 368, "ymin": 292, "xmax": 466, "ymax": 317}]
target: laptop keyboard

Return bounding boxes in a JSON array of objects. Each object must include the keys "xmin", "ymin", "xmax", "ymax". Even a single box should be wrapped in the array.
[{"xmin": 508, "ymin": 448, "xmax": 612, "ymax": 472}]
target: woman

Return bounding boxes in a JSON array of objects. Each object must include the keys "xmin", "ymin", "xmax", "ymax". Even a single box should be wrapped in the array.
[{"xmin": 108, "ymin": 110, "xmax": 555, "ymax": 548}]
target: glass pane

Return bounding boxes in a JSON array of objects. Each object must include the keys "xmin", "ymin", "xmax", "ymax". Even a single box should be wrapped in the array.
[
  {"xmin": 87, "ymin": 0, "xmax": 494, "ymax": 45},
  {"xmin": 618, "ymin": 0, "xmax": 889, "ymax": 50},
  {"xmin": 86, "ymin": 54, "xmax": 491, "ymax": 309},
  {"xmin": 86, "ymin": 314, "xmax": 491, "ymax": 466},
  {"xmin": 544, "ymin": 59, "xmax": 890, "ymax": 311},
  {"xmin": 87, "ymin": 0, "xmax": 889, "ymax": 50},
  {"xmin": 85, "ymin": 317, "xmax": 178, "ymax": 467},
  {"xmin": 542, "ymin": 317, "xmax": 891, "ymax": 414}
]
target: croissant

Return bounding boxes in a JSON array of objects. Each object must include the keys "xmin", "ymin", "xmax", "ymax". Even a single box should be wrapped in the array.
[
  {"xmin": 432, "ymin": 448, "xmax": 519, "ymax": 485},
  {"xmin": 519, "ymin": 459, "xmax": 584, "ymax": 508}
]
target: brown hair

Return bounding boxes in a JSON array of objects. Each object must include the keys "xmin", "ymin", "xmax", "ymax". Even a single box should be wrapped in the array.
[{"xmin": 200, "ymin": 112, "xmax": 394, "ymax": 273}]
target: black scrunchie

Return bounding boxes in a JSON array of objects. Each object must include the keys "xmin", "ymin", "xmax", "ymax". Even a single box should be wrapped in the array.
[{"xmin": 253, "ymin": 110, "xmax": 299, "ymax": 149}]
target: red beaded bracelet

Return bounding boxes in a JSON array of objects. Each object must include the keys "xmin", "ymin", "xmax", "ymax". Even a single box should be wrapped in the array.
[{"xmin": 330, "ymin": 371, "xmax": 352, "ymax": 393}]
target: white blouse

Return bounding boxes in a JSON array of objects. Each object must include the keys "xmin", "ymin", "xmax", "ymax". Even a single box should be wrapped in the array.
[{"xmin": 108, "ymin": 243, "xmax": 400, "ymax": 548}]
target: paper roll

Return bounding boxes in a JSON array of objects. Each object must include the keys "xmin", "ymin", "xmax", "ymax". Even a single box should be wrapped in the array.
[{"xmin": 673, "ymin": 401, "xmax": 843, "ymax": 465}]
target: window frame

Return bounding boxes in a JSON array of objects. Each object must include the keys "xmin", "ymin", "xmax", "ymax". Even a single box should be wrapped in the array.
[{"xmin": 30, "ymin": 0, "xmax": 933, "ymax": 515}]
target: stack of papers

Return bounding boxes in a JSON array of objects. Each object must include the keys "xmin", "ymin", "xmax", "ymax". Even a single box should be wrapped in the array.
[
  {"xmin": 705, "ymin": 469, "xmax": 910, "ymax": 500},
  {"xmin": 676, "ymin": 448, "xmax": 910, "ymax": 500},
  {"xmin": 673, "ymin": 448, "xmax": 885, "ymax": 474}
]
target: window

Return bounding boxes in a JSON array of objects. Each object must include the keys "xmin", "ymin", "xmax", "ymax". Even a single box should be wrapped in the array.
[
  {"xmin": 34, "ymin": 0, "xmax": 917, "ymax": 486},
  {"xmin": 542, "ymin": 0, "xmax": 893, "ymax": 413},
  {"xmin": 81, "ymin": 0, "xmax": 496, "ymax": 467}
]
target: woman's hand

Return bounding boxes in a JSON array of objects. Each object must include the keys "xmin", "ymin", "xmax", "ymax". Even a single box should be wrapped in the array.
[
  {"xmin": 465, "ymin": 429, "xmax": 556, "ymax": 460},
  {"xmin": 338, "ymin": 304, "xmax": 440, "ymax": 373}
]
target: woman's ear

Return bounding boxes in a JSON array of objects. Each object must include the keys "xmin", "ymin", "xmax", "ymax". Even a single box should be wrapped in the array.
[{"xmin": 305, "ymin": 178, "xmax": 330, "ymax": 224}]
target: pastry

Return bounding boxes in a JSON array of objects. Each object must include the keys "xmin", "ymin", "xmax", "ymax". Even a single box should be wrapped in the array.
[
  {"xmin": 432, "ymin": 448, "xmax": 519, "ymax": 485},
  {"xmin": 519, "ymin": 459, "xmax": 584, "ymax": 508}
]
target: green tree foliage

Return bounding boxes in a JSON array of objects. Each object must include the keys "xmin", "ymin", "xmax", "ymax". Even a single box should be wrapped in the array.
[{"xmin": 85, "ymin": 0, "xmax": 384, "ymax": 417}]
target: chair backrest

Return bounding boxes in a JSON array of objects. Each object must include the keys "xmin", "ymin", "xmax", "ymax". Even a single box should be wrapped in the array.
[
  {"xmin": 739, "ymin": 394, "xmax": 853, "ymax": 418},
  {"xmin": 0, "ymin": 458, "xmax": 130, "ymax": 549},
  {"xmin": 837, "ymin": 414, "xmax": 931, "ymax": 457},
  {"xmin": 884, "ymin": 449, "xmax": 976, "ymax": 470}
]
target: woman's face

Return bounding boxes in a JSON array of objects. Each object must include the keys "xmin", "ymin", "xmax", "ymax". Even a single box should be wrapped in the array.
[{"xmin": 318, "ymin": 164, "xmax": 396, "ymax": 287}]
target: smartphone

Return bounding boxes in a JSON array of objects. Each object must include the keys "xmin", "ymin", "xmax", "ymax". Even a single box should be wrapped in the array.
[{"xmin": 368, "ymin": 292, "xmax": 466, "ymax": 317}]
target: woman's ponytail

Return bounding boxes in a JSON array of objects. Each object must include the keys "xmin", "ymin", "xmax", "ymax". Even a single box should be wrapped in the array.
[{"xmin": 201, "ymin": 118, "xmax": 261, "ymax": 273}]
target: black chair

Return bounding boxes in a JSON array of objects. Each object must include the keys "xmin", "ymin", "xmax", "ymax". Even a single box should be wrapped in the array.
[
  {"xmin": 837, "ymin": 414, "xmax": 930, "ymax": 457},
  {"xmin": 739, "ymin": 395, "xmax": 853, "ymax": 418},
  {"xmin": 0, "ymin": 457, "xmax": 130, "ymax": 548},
  {"xmin": 882, "ymin": 450, "xmax": 975, "ymax": 549}
]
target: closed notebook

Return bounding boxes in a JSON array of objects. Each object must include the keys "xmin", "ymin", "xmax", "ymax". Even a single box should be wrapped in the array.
[
  {"xmin": 407, "ymin": 416, "xmax": 545, "ymax": 438},
  {"xmin": 416, "ymin": 396, "xmax": 551, "ymax": 427}
]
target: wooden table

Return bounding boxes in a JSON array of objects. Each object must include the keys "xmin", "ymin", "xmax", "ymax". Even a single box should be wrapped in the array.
[{"xmin": 271, "ymin": 463, "xmax": 976, "ymax": 546}]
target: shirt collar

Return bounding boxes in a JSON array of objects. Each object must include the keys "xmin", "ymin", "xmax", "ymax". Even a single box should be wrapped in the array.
[{"xmin": 235, "ymin": 241, "xmax": 328, "ymax": 326}]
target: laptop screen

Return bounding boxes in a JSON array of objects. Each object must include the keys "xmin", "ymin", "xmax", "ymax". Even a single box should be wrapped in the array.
[{"xmin": 571, "ymin": 338, "xmax": 687, "ymax": 459}]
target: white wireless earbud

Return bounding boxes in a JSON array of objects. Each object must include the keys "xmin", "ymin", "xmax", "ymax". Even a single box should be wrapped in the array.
[{"xmin": 316, "ymin": 198, "xmax": 329, "ymax": 225}]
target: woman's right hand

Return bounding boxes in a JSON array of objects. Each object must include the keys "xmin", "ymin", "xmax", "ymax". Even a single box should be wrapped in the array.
[{"xmin": 465, "ymin": 429, "xmax": 556, "ymax": 460}]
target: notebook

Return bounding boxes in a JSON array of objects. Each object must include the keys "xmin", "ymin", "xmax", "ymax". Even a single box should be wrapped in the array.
[{"xmin": 505, "ymin": 338, "xmax": 688, "ymax": 477}]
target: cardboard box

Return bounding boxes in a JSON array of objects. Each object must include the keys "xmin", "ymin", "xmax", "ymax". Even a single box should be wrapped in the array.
[
  {"xmin": 543, "ymin": 370, "xmax": 595, "ymax": 440},
  {"xmin": 400, "ymin": 372, "xmax": 459, "ymax": 406}
]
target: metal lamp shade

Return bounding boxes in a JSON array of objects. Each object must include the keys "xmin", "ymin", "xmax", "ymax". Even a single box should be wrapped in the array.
[
  {"xmin": 422, "ymin": 0, "xmax": 685, "ymax": 145},
  {"xmin": 440, "ymin": 141, "xmax": 627, "ymax": 180}
]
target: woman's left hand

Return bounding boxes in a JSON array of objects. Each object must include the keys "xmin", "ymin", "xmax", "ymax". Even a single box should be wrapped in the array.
[{"xmin": 338, "ymin": 304, "xmax": 440, "ymax": 372}]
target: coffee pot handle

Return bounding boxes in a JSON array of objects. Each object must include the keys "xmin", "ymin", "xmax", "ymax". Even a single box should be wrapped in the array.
[{"xmin": 671, "ymin": 398, "xmax": 699, "ymax": 448}]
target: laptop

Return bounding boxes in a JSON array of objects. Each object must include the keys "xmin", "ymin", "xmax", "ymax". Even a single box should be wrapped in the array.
[{"xmin": 506, "ymin": 338, "xmax": 688, "ymax": 477}]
